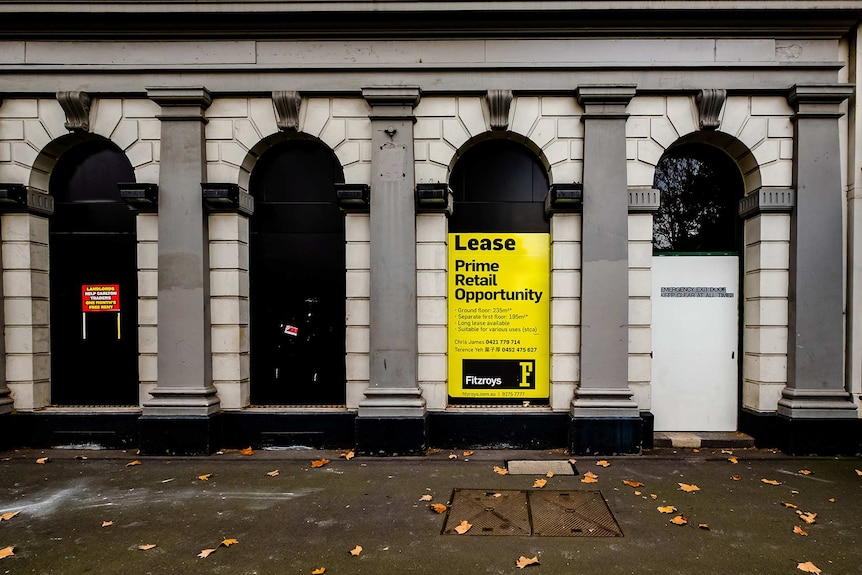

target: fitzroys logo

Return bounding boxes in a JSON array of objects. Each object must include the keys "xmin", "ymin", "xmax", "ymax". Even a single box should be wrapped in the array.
[{"xmin": 462, "ymin": 359, "xmax": 536, "ymax": 390}]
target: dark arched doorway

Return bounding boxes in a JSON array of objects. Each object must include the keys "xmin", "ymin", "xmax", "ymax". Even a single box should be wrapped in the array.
[
  {"xmin": 249, "ymin": 139, "xmax": 346, "ymax": 405},
  {"xmin": 651, "ymin": 142, "xmax": 745, "ymax": 431},
  {"xmin": 49, "ymin": 139, "xmax": 139, "ymax": 406}
]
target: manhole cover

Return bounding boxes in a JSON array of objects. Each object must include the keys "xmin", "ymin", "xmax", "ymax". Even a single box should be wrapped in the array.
[{"xmin": 443, "ymin": 489, "xmax": 621, "ymax": 537}]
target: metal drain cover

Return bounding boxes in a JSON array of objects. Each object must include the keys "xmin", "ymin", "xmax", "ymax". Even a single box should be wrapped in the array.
[{"xmin": 443, "ymin": 489, "xmax": 621, "ymax": 537}]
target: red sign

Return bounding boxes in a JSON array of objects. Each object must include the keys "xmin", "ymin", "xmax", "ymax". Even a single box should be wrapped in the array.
[{"xmin": 81, "ymin": 284, "xmax": 120, "ymax": 312}]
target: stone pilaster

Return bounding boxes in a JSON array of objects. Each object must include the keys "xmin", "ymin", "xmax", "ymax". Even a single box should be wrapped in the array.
[
  {"xmin": 570, "ymin": 85, "xmax": 642, "ymax": 455},
  {"xmin": 355, "ymin": 87, "xmax": 426, "ymax": 455},
  {"xmin": 140, "ymin": 87, "xmax": 220, "ymax": 455}
]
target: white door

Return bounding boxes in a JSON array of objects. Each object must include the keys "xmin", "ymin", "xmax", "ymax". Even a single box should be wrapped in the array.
[{"xmin": 651, "ymin": 256, "xmax": 738, "ymax": 431}]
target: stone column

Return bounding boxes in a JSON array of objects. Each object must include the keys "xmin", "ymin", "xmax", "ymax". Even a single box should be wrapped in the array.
[
  {"xmin": 778, "ymin": 84, "xmax": 858, "ymax": 453},
  {"xmin": 139, "ymin": 87, "xmax": 220, "ymax": 455},
  {"xmin": 355, "ymin": 87, "xmax": 426, "ymax": 455},
  {"xmin": 571, "ymin": 85, "xmax": 642, "ymax": 455}
]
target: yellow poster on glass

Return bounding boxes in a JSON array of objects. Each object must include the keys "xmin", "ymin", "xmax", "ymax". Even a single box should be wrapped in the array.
[{"xmin": 448, "ymin": 233, "xmax": 550, "ymax": 400}]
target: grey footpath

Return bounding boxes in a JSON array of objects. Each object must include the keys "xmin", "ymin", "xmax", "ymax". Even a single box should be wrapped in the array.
[{"xmin": 0, "ymin": 447, "xmax": 859, "ymax": 575}]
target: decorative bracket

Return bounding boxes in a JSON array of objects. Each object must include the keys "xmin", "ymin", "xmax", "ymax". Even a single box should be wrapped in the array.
[
  {"xmin": 118, "ymin": 182, "xmax": 159, "ymax": 212},
  {"xmin": 56, "ymin": 91, "xmax": 91, "ymax": 132},
  {"xmin": 738, "ymin": 187, "xmax": 795, "ymax": 219},
  {"xmin": 486, "ymin": 90, "xmax": 513, "ymax": 131},
  {"xmin": 628, "ymin": 187, "xmax": 661, "ymax": 213},
  {"xmin": 696, "ymin": 89, "xmax": 726, "ymax": 131},
  {"xmin": 415, "ymin": 183, "xmax": 452, "ymax": 214},
  {"xmin": 0, "ymin": 184, "xmax": 54, "ymax": 216},
  {"xmin": 545, "ymin": 183, "xmax": 583, "ymax": 216},
  {"xmin": 201, "ymin": 183, "xmax": 254, "ymax": 217},
  {"xmin": 335, "ymin": 183, "xmax": 371, "ymax": 212},
  {"xmin": 272, "ymin": 91, "xmax": 301, "ymax": 131}
]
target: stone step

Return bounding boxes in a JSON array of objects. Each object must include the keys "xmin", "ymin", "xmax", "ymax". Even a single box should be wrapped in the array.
[{"xmin": 653, "ymin": 431, "xmax": 755, "ymax": 449}]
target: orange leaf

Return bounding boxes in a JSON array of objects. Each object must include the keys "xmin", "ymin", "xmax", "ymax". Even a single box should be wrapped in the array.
[
  {"xmin": 221, "ymin": 538, "xmax": 238, "ymax": 547},
  {"xmin": 198, "ymin": 474, "xmax": 212, "ymax": 481},
  {"xmin": 657, "ymin": 506, "xmax": 677, "ymax": 514},
  {"xmin": 267, "ymin": 470, "xmax": 280, "ymax": 477},
  {"xmin": 650, "ymin": 494, "xmax": 658, "ymax": 499},
  {"xmin": 698, "ymin": 523, "xmax": 710, "ymax": 530},
  {"xmin": 584, "ymin": 471, "xmax": 598, "ymax": 479},
  {"xmin": 419, "ymin": 494, "xmax": 433, "ymax": 501},
  {"xmin": 828, "ymin": 498, "xmax": 836, "ymax": 503},
  {"xmin": 798, "ymin": 469, "xmax": 812, "ymax": 475},
  {"xmin": 311, "ymin": 459, "xmax": 330, "ymax": 468},
  {"xmin": 493, "ymin": 466, "xmax": 509, "ymax": 475},
  {"xmin": 634, "ymin": 491, "xmax": 642, "ymax": 496},
  {"xmin": 463, "ymin": 451, "xmax": 474, "ymax": 457},
  {"xmin": 731, "ymin": 475, "xmax": 741, "ymax": 481},
  {"xmin": 101, "ymin": 520, "xmax": 113, "ymax": 527},
  {"xmin": 349, "ymin": 545, "xmax": 362, "ymax": 556},
  {"xmin": 0, "ymin": 546, "xmax": 14, "ymax": 560},
  {"xmin": 798, "ymin": 512, "xmax": 817, "ymax": 524},
  {"xmin": 721, "ymin": 449, "xmax": 733, "ymax": 455},
  {"xmin": 516, "ymin": 555, "xmax": 540, "ymax": 569},
  {"xmin": 692, "ymin": 449, "xmax": 700, "ymax": 453},
  {"xmin": 856, "ymin": 469, "xmax": 862, "ymax": 476},
  {"xmin": 75, "ymin": 455, "xmax": 88, "ymax": 460},
  {"xmin": 783, "ymin": 502, "xmax": 798, "ymax": 509},
  {"xmin": 198, "ymin": 548, "xmax": 216, "ymax": 558},
  {"xmin": 429, "ymin": 503, "xmax": 448, "ymax": 514},
  {"xmin": 36, "ymin": 457, "xmax": 49, "ymax": 464},
  {"xmin": 793, "ymin": 525, "xmax": 808, "ymax": 536},
  {"xmin": 546, "ymin": 471, "xmax": 554, "ymax": 478},
  {"xmin": 448, "ymin": 454, "xmax": 458, "ymax": 460},
  {"xmin": 678, "ymin": 483, "xmax": 700, "ymax": 493},
  {"xmin": 340, "ymin": 450, "xmax": 355, "ymax": 460},
  {"xmin": 0, "ymin": 511, "xmax": 20, "ymax": 521},
  {"xmin": 728, "ymin": 457, "xmax": 738, "ymax": 464},
  {"xmin": 492, "ymin": 493, "xmax": 502, "ymax": 498},
  {"xmin": 670, "ymin": 515, "xmax": 688, "ymax": 526},
  {"xmin": 596, "ymin": 460, "xmax": 610, "ymax": 467},
  {"xmin": 454, "ymin": 520, "xmax": 472, "ymax": 535},
  {"xmin": 138, "ymin": 544, "xmax": 157, "ymax": 550},
  {"xmin": 797, "ymin": 561, "xmax": 822, "ymax": 574},
  {"xmin": 568, "ymin": 458, "xmax": 577, "ymax": 464},
  {"xmin": 581, "ymin": 476, "xmax": 598, "ymax": 484},
  {"xmin": 761, "ymin": 478, "xmax": 781, "ymax": 486},
  {"xmin": 125, "ymin": 460, "xmax": 141, "ymax": 467},
  {"xmin": 312, "ymin": 568, "xmax": 326, "ymax": 575},
  {"xmin": 623, "ymin": 480, "xmax": 644, "ymax": 488},
  {"xmin": 533, "ymin": 479, "xmax": 547, "ymax": 488}
]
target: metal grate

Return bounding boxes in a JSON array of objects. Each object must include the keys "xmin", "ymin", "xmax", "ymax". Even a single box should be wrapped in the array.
[{"xmin": 444, "ymin": 489, "xmax": 621, "ymax": 537}]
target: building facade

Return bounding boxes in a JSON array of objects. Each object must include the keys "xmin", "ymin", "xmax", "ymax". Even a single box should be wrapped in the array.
[{"xmin": 0, "ymin": 1, "xmax": 861, "ymax": 455}]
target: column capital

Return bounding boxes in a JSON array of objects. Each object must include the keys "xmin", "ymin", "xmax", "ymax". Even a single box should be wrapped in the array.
[
  {"xmin": 576, "ymin": 85, "xmax": 636, "ymax": 118},
  {"xmin": 362, "ymin": 87, "xmax": 420, "ymax": 120},
  {"xmin": 788, "ymin": 84, "xmax": 853, "ymax": 118},
  {"xmin": 146, "ymin": 86, "xmax": 212, "ymax": 121}
]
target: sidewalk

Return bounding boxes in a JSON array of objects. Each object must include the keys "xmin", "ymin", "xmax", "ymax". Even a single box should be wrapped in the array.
[{"xmin": 0, "ymin": 447, "xmax": 859, "ymax": 574}]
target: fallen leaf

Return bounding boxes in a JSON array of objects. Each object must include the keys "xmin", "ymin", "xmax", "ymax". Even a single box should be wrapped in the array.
[
  {"xmin": 692, "ymin": 449, "xmax": 700, "ymax": 453},
  {"xmin": 429, "ymin": 503, "xmax": 447, "ymax": 514},
  {"xmin": 546, "ymin": 471, "xmax": 554, "ymax": 478},
  {"xmin": 340, "ymin": 450, "xmax": 355, "ymax": 461},
  {"xmin": 267, "ymin": 470, "xmax": 280, "ymax": 477},
  {"xmin": 139, "ymin": 544, "xmax": 157, "ymax": 550},
  {"xmin": 761, "ymin": 478, "xmax": 781, "ymax": 486},
  {"xmin": 448, "ymin": 454, "xmax": 458, "ymax": 460},
  {"xmin": 828, "ymin": 498, "xmax": 836, "ymax": 503},
  {"xmin": 657, "ymin": 506, "xmax": 677, "ymax": 514},
  {"xmin": 670, "ymin": 515, "xmax": 688, "ymax": 526},
  {"xmin": 349, "ymin": 545, "xmax": 362, "ymax": 556},
  {"xmin": 584, "ymin": 471, "xmax": 598, "ymax": 479},
  {"xmin": 493, "ymin": 493, "xmax": 502, "ymax": 498},
  {"xmin": 797, "ymin": 561, "xmax": 822, "ymax": 574},
  {"xmin": 533, "ymin": 479, "xmax": 547, "ymax": 488},
  {"xmin": 798, "ymin": 469, "xmax": 812, "ymax": 475},
  {"xmin": 36, "ymin": 457, "xmax": 49, "ymax": 464},
  {"xmin": 698, "ymin": 523, "xmax": 710, "ymax": 530},
  {"xmin": 454, "ymin": 520, "xmax": 472, "ymax": 534},
  {"xmin": 493, "ymin": 466, "xmax": 509, "ymax": 475},
  {"xmin": 198, "ymin": 548, "xmax": 216, "ymax": 559},
  {"xmin": 798, "ymin": 512, "xmax": 817, "ymax": 524},
  {"xmin": 721, "ymin": 449, "xmax": 733, "ymax": 455},
  {"xmin": 0, "ymin": 511, "xmax": 20, "ymax": 521},
  {"xmin": 856, "ymin": 469, "xmax": 862, "ymax": 476},
  {"xmin": 198, "ymin": 474, "xmax": 212, "ymax": 481},
  {"xmin": 623, "ymin": 480, "xmax": 644, "ymax": 488},
  {"xmin": 634, "ymin": 491, "xmax": 642, "ymax": 496},
  {"xmin": 312, "ymin": 568, "xmax": 326, "ymax": 575},
  {"xmin": 516, "ymin": 555, "xmax": 540, "ymax": 569},
  {"xmin": 650, "ymin": 494, "xmax": 658, "ymax": 499},
  {"xmin": 419, "ymin": 494, "xmax": 433, "ymax": 501},
  {"xmin": 783, "ymin": 502, "xmax": 799, "ymax": 509},
  {"xmin": 75, "ymin": 455, "xmax": 88, "ymax": 460},
  {"xmin": 731, "ymin": 475, "xmax": 741, "ymax": 481},
  {"xmin": 678, "ymin": 483, "xmax": 700, "ymax": 492},
  {"xmin": 126, "ymin": 460, "xmax": 141, "ymax": 467},
  {"xmin": 581, "ymin": 476, "xmax": 598, "ymax": 484},
  {"xmin": 240, "ymin": 447, "xmax": 254, "ymax": 456},
  {"xmin": 568, "ymin": 458, "xmax": 577, "ymax": 464},
  {"xmin": 0, "ymin": 546, "xmax": 13, "ymax": 559},
  {"xmin": 463, "ymin": 451, "xmax": 474, "ymax": 457},
  {"xmin": 793, "ymin": 525, "xmax": 809, "ymax": 536},
  {"xmin": 311, "ymin": 459, "xmax": 330, "ymax": 468},
  {"xmin": 102, "ymin": 520, "xmax": 113, "ymax": 527},
  {"xmin": 596, "ymin": 460, "xmax": 610, "ymax": 467},
  {"xmin": 728, "ymin": 457, "xmax": 738, "ymax": 464}
]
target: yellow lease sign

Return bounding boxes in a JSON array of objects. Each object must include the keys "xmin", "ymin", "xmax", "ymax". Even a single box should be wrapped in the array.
[{"xmin": 448, "ymin": 233, "xmax": 550, "ymax": 400}]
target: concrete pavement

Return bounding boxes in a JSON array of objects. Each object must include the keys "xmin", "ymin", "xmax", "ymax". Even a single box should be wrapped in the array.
[{"xmin": 0, "ymin": 447, "xmax": 860, "ymax": 574}]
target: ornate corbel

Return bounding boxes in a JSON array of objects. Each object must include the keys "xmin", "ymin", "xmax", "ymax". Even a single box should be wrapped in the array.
[
  {"xmin": 272, "ymin": 91, "xmax": 301, "ymax": 131},
  {"xmin": 56, "ymin": 91, "xmax": 91, "ymax": 132},
  {"xmin": 696, "ymin": 89, "xmax": 726, "ymax": 131},
  {"xmin": 486, "ymin": 89, "xmax": 513, "ymax": 131}
]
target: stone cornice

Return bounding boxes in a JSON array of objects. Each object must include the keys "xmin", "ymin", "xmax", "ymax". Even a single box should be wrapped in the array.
[
  {"xmin": 738, "ymin": 187, "xmax": 795, "ymax": 219},
  {"xmin": 577, "ymin": 85, "xmax": 636, "ymax": 118},
  {"xmin": 788, "ymin": 84, "xmax": 854, "ymax": 118},
  {"xmin": 146, "ymin": 86, "xmax": 212, "ymax": 121}
]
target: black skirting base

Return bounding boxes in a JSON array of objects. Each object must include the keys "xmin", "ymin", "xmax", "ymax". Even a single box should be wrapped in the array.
[
  {"xmin": 740, "ymin": 409, "xmax": 862, "ymax": 455},
  {"xmin": 427, "ymin": 412, "xmax": 569, "ymax": 450},
  {"xmin": 0, "ymin": 413, "xmax": 13, "ymax": 451},
  {"xmin": 355, "ymin": 416, "xmax": 428, "ymax": 456},
  {"xmin": 139, "ymin": 414, "xmax": 222, "ymax": 456},
  {"xmin": 221, "ymin": 411, "xmax": 356, "ymax": 450},
  {"xmin": 570, "ymin": 416, "xmax": 643, "ymax": 455},
  {"xmin": 12, "ymin": 411, "xmax": 140, "ymax": 449}
]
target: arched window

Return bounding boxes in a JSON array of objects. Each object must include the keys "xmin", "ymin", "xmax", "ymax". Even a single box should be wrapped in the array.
[{"xmin": 652, "ymin": 143, "xmax": 744, "ymax": 254}]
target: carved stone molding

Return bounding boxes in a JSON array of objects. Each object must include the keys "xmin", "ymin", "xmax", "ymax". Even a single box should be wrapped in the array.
[
  {"xmin": 696, "ymin": 89, "xmax": 726, "ymax": 130},
  {"xmin": 628, "ymin": 186, "xmax": 660, "ymax": 213},
  {"xmin": 272, "ymin": 90, "xmax": 301, "ymax": 131},
  {"xmin": 486, "ymin": 89, "xmax": 513, "ymax": 130},
  {"xmin": 56, "ymin": 91, "xmax": 91, "ymax": 132},
  {"xmin": 738, "ymin": 187, "xmax": 795, "ymax": 219}
]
